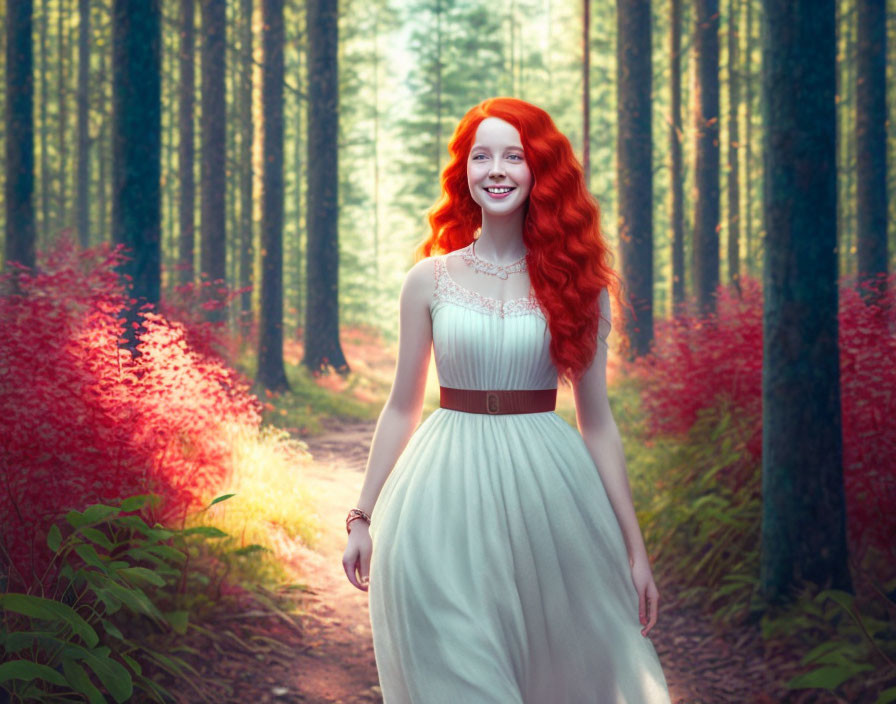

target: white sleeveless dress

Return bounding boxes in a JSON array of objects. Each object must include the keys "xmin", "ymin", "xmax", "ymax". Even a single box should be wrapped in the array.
[{"xmin": 368, "ymin": 249, "xmax": 672, "ymax": 704}]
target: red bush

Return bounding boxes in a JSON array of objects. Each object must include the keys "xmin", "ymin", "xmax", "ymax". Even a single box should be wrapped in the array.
[
  {"xmin": 0, "ymin": 238, "xmax": 261, "ymax": 590},
  {"xmin": 838, "ymin": 274, "xmax": 896, "ymax": 560},
  {"xmin": 630, "ymin": 273, "xmax": 896, "ymax": 558},
  {"xmin": 630, "ymin": 274, "xmax": 764, "ymax": 460}
]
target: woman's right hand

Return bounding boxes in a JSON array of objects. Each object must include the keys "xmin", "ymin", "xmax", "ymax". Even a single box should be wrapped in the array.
[{"xmin": 342, "ymin": 522, "xmax": 372, "ymax": 591}]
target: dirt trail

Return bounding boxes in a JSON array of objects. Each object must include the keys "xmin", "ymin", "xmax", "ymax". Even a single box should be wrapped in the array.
[
  {"xmin": 283, "ymin": 418, "xmax": 382, "ymax": 703},
  {"xmin": 283, "ymin": 418, "xmax": 801, "ymax": 704}
]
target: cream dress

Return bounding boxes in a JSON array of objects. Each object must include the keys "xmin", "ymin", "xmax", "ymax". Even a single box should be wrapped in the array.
[{"xmin": 368, "ymin": 246, "xmax": 672, "ymax": 703}]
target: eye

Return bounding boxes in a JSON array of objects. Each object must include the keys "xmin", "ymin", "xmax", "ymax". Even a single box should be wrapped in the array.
[
  {"xmin": 471, "ymin": 153, "xmax": 488, "ymax": 161},
  {"xmin": 507, "ymin": 154, "xmax": 524, "ymax": 161}
]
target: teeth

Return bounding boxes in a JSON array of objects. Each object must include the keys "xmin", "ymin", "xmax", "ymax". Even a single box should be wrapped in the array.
[{"xmin": 486, "ymin": 187, "xmax": 513, "ymax": 194}]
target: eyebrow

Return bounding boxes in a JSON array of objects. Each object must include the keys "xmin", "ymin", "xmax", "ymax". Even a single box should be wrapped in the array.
[{"xmin": 470, "ymin": 144, "xmax": 525, "ymax": 151}]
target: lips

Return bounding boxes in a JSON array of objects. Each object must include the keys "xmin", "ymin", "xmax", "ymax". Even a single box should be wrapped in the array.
[{"xmin": 484, "ymin": 185, "xmax": 516, "ymax": 199}]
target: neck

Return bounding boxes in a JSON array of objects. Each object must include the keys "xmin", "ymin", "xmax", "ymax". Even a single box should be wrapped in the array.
[{"xmin": 475, "ymin": 210, "xmax": 527, "ymax": 263}]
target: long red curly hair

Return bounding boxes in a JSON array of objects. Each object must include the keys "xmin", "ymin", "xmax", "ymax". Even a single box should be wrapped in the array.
[{"xmin": 414, "ymin": 97, "xmax": 623, "ymax": 386}]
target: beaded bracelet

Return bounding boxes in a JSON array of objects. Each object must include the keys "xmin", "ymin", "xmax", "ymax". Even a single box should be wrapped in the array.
[{"xmin": 346, "ymin": 507, "xmax": 371, "ymax": 534}]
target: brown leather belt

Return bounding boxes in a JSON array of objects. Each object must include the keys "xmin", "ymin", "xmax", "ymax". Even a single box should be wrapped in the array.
[{"xmin": 439, "ymin": 386, "xmax": 557, "ymax": 415}]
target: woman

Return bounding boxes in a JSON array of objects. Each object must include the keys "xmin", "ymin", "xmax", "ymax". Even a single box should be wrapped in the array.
[{"xmin": 342, "ymin": 97, "xmax": 672, "ymax": 703}]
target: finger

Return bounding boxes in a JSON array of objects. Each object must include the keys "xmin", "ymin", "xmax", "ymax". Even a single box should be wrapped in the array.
[
  {"xmin": 355, "ymin": 557, "xmax": 369, "ymax": 592},
  {"xmin": 638, "ymin": 589, "xmax": 647, "ymax": 627},
  {"xmin": 359, "ymin": 554, "xmax": 371, "ymax": 590},
  {"xmin": 342, "ymin": 555, "xmax": 363, "ymax": 591},
  {"xmin": 643, "ymin": 591, "xmax": 659, "ymax": 636},
  {"xmin": 342, "ymin": 558, "xmax": 367, "ymax": 591},
  {"xmin": 641, "ymin": 595, "xmax": 652, "ymax": 635}
]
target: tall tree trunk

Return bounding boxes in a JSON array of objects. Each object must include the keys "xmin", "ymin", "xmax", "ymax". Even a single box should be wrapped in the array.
[
  {"xmin": 76, "ymin": 0, "xmax": 90, "ymax": 247},
  {"xmin": 582, "ymin": 0, "xmax": 590, "ymax": 188},
  {"xmin": 304, "ymin": 0, "xmax": 348, "ymax": 373},
  {"xmin": 57, "ymin": 0, "xmax": 70, "ymax": 230},
  {"xmin": 669, "ymin": 0, "xmax": 685, "ymax": 309},
  {"xmin": 744, "ymin": 0, "xmax": 755, "ymax": 279},
  {"xmin": 39, "ymin": 0, "xmax": 49, "ymax": 244},
  {"xmin": 854, "ymin": 0, "xmax": 888, "ymax": 303},
  {"xmin": 616, "ymin": 0, "xmax": 654, "ymax": 358},
  {"xmin": 178, "ymin": 0, "xmax": 196, "ymax": 286},
  {"xmin": 200, "ymin": 0, "xmax": 227, "ymax": 319},
  {"xmin": 293, "ymin": 37, "xmax": 304, "ymax": 333},
  {"xmin": 97, "ymin": 45, "xmax": 108, "ymax": 244},
  {"xmin": 841, "ymin": 1, "xmax": 856, "ymax": 277},
  {"xmin": 760, "ymin": 0, "xmax": 851, "ymax": 607},
  {"xmin": 726, "ymin": 0, "xmax": 741, "ymax": 292},
  {"xmin": 112, "ymin": 0, "xmax": 162, "ymax": 317},
  {"xmin": 693, "ymin": 0, "xmax": 720, "ymax": 316},
  {"xmin": 257, "ymin": 0, "xmax": 290, "ymax": 391},
  {"xmin": 164, "ymin": 29, "xmax": 177, "ymax": 295},
  {"xmin": 5, "ymin": 0, "xmax": 36, "ymax": 270},
  {"xmin": 239, "ymin": 0, "xmax": 254, "ymax": 331}
]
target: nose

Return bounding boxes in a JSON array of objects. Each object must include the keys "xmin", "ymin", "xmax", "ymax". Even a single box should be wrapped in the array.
[{"xmin": 489, "ymin": 161, "xmax": 506, "ymax": 178}]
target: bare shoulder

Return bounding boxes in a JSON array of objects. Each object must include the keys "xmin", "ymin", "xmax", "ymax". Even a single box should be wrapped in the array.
[{"xmin": 400, "ymin": 256, "xmax": 439, "ymax": 311}]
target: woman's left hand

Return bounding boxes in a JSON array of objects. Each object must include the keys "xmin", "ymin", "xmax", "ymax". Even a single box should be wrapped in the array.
[{"xmin": 629, "ymin": 556, "xmax": 660, "ymax": 637}]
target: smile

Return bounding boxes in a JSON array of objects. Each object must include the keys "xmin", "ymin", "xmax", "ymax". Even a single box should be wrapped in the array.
[{"xmin": 484, "ymin": 186, "xmax": 516, "ymax": 198}]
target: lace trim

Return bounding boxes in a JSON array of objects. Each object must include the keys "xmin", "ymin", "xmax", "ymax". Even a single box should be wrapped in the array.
[{"xmin": 433, "ymin": 256, "xmax": 545, "ymax": 319}]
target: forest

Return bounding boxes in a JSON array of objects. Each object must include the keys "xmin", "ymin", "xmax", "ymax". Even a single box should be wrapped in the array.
[{"xmin": 1, "ymin": 0, "xmax": 895, "ymax": 702}]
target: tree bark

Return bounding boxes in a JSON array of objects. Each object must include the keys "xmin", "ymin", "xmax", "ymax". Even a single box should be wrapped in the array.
[
  {"xmin": 179, "ymin": 0, "xmax": 196, "ymax": 286},
  {"xmin": 200, "ymin": 0, "xmax": 227, "ymax": 319},
  {"xmin": 759, "ymin": 0, "xmax": 851, "ymax": 606},
  {"xmin": 57, "ymin": 0, "xmax": 70, "ymax": 230},
  {"xmin": 726, "ymin": 0, "xmax": 741, "ymax": 293},
  {"xmin": 616, "ymin": 0, "xmax": 654, "ymax": 358},
  {"xmin": 239, "ymin": 0, "xmax": 254, "ymax": 331},
  {"xmin": 744, "ymin": 0, "xmax": 755, "ymax": 279},
  {"xmin": 304, "ymin": 0, "xmax": 348, "ymax": 373},
  {"xmin": 112, "ymin": 0, "xmax": 162, "ymax": 313},
  {"xmin": 39, "ymin": 0, "xmax": 49, "ymax": 244},
  {"xmin": 854, "ymin": 0, "xmax": 888, "ymax": 303},
  {"xmin": 669, "ymin": 0, "xmax": 685, "ymax": 309},
  {"xmin": 5, "ymin": 0, "xmax": 36, "ymax": 270},
  {"xmin": 76, "ymin": 0, "xmax": 90, "ymax": 247},
  {"xmin": 256, "ymin": 0, "xmax": 290, "ymax": 391},
  {"xmin": 693, "ymin": 0, "xmax": 720, "ymax": 316}
]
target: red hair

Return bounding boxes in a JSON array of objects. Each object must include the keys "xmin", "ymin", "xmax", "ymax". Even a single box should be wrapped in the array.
[{"xmin": 414, "ymin": 97, "xmax": 623, "ymax": 386}]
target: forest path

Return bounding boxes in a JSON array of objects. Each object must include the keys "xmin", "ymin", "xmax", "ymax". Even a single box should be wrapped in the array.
[
  {"xmin": 284, "ymin": 417, "xmax": 786, "ymax": 704},
  {"xmin": 281, "ymin": 417, "xmax": 383, "ymax": 703}
]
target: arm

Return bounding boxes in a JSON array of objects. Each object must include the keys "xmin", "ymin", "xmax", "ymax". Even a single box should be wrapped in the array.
[
  {"xmin": 572, "ymin": 288, "xmax": 649, "ymax": 567},
  {"xmin": 574, "ymin": 289, "xmax": 660, "ymax": 635},
  {"xmin": 353, "ymin": 257, "xmax": 435, "ymax": 516}
]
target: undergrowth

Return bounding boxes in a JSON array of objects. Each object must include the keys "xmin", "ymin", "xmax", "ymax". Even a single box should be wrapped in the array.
[{"xmin": 623, "ymin": 273, "xmax": 896, "ymax": 702}]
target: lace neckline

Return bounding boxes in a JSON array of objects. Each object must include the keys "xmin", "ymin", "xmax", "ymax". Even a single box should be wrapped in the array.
[{"xmin": 433, "ymin": 255, "xmax": 544, "ymax": 319}]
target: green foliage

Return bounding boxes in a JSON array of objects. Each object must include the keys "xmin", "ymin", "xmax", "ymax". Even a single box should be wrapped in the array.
[
  {"xmin": 761, "ymin": 587, "xmax": 896, "ymax": 701},
  {"xmin": 395, "ymin": 0, "xmax": 507, "ymax": 217},
  {"xmin": 613, "ymin": 373, "xmax": 762, "ymax": 621},
  {"xmin": 616, "ymin": 372, "xmax": 896, "ymax": 701},
  {"xmin": 252, "ymin": 357, "xmax": 382, "ymax": 436},
  {"xmin": 0, "ymin": 493, "xmax": 269, "ymax": 703}
]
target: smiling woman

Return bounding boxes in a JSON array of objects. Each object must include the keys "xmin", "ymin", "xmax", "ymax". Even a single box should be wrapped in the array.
[
  {"xmin": 466, "ymin": 118, "xmax": 533, "ymax": 220},
  {"xmin": 343, "ymin": 97, "xmax": 672, "ymax": 704}
]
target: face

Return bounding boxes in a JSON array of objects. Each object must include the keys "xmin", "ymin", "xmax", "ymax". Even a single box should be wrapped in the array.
[{"xmin": 466, "ymin": 117, "xmax": 532, "ymax": 218}]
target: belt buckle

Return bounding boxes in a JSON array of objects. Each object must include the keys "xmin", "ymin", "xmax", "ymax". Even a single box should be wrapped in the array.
[{"xmin": 486, "ymin": 391, "xmax": 500, "ymax": 414}]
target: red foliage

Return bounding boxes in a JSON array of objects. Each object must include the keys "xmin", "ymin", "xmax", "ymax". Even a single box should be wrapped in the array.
[
  {"xmin": 838, "ymin": 274, "xmax": 896, "ymax": 559},
  {"xmin": 158, "ymin": 277, "xmax": 249, "ymax": 366},
  {"xmin": 0, "ymin": 238, "xmax": 261, "ymax": 590},
  {"xmin": 629, "ymin": 273, "xmax": 896, "ymax": 559},
  {"xmin": 630, "ymin": 275, "xmax": 764, "ymax": 459}
]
